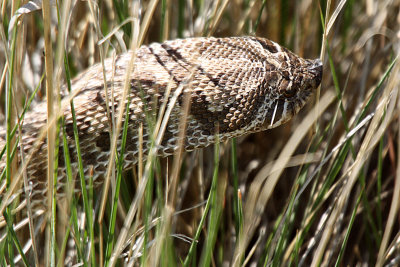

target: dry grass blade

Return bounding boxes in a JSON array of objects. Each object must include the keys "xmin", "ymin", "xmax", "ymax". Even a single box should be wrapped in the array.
[
  {"xmin": 313, "ymin": 60, "xmax": 399, "ymax": 266},
  {"xmin": 326, "ymin": 0, "xmax": 347, "ymax": 36},
  {"xmin": 376, "ymin": 60, "xmax": 400, "ymax": 266},
  {"xmin": 234, "ymin": 90, "xmax": 336, "ymax": 266},
  {"xmin": 1, "ymin": 1, "xmax": 400, "ymax": 266}
]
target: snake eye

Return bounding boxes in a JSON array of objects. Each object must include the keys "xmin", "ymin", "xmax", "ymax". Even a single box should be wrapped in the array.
[{"xmin": 283, "ymin": 88, "xmax": 296, "ymax": 98}]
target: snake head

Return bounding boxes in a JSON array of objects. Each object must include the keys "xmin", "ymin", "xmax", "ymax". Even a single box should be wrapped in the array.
[
  {"xmin": 282, "ymin": 58, "xmax": 323, "ymax": 111},
  {"xmin": 261, "ymin": 55, "xmax": 323, "ymax": 130}
]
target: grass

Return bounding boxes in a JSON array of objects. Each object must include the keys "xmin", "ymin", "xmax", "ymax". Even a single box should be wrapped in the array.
[{"xmin": 1, "ymin": 0, "xmax": 400, "ymax": 266}]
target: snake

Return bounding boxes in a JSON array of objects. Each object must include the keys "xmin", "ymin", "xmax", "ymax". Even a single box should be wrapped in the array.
[{"xmin": 0, "ymin": 36, "xmax": 322, "ymax": 220}]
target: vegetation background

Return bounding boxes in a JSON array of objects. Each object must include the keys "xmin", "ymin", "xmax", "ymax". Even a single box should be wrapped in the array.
[{"xmin": 0, "ymin": 0, "xmax": 399, "ymax": 266}]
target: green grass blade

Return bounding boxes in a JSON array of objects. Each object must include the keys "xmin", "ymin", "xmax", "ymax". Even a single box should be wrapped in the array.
[
  {"xmin": 104, "ymin": 98, "xmax": 131, "ymax": 265},
  {"xmin": 5, "ymin": 13, "xmax": 18, "ymax": 266},
  {"xmin": 199, "ymin": 139, "xmax": 222, "ymax": 267},
  {"xmin": 183, "ymin": 140, "xmax": 220, "ymax": 267},
  {"xmin": 230, "ymin": 138, "xmax": 241, "ymax": 235}
]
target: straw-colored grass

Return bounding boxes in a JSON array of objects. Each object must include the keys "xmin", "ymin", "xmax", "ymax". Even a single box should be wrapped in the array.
[{"xmin": 1, "ymin": 0, "xmax": 399, "ymax": 266}]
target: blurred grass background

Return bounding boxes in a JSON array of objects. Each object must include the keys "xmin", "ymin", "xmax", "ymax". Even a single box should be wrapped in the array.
[{"xmin": 1, "ymin": 0, "xmax": 400, "ymax": 266}]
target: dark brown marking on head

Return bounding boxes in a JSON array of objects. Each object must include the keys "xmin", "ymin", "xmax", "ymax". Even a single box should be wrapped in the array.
[{"xmin": 267, "ymin": 71, "xmax": 280, "ymax": 87}]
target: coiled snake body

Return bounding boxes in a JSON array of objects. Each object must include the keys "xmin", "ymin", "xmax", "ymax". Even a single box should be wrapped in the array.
[{"xmin": 0, "ymin": 36, "xmax": 322, "ymax": 213}]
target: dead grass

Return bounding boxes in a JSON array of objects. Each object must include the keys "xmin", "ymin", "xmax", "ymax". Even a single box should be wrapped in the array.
[{"xmin": 0, "ymin": 0, "xmax": 399, "ymax": 266}]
